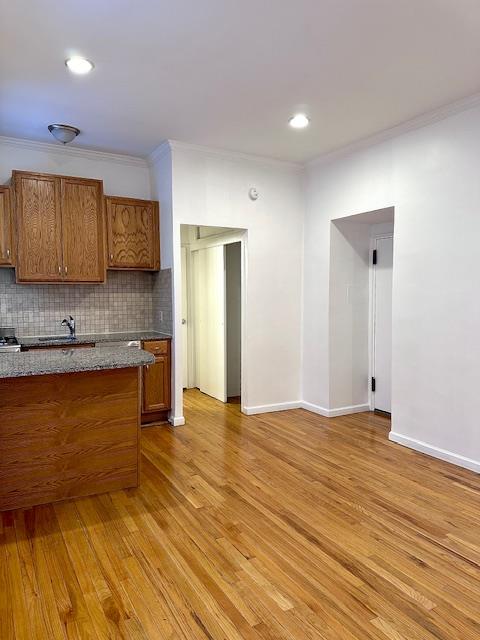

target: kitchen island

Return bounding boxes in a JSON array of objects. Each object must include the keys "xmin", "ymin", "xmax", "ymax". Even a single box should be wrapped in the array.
[{"xmin": 0, "ymin": 346, "xmax": 154, "ymax": 511}]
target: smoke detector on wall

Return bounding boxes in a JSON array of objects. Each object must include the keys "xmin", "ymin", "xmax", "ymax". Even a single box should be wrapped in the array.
[{"xmin": 48, "ymin": 124, "xmax": 80, "ymax": 144}]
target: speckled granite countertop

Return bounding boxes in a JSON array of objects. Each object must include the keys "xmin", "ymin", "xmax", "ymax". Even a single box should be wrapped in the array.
[
  {"xmin": 19, "ymin": 330, "xmax": 172, "ymax": 348},
  {"xmin": 0, "ymin": 346, "xmax": 155, "ymax": 379}
]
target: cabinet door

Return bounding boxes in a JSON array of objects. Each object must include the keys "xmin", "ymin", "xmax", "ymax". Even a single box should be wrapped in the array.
[
  {"xmin": 61, "ymin": 177, "xmax": 105, "ymax": 282},
  {"xmin": 0, "ymin": 187, "xmax": 14, "ymax": 266},
  {"xmin": 142, "ymin": 341, "xmax": 171, "ymax": 412},
  {"xmin": 106, "ymin": 197, "xmax": 159, "ymax": 270},
  {"xmin": 14, "ymin": 172, "xmax": 63, "ymax": 282}
]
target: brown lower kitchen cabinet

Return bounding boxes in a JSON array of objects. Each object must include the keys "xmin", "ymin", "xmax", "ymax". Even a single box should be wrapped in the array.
[
  {"xmin": 141, "ymin": 339, "xmax": 171, "ymax": 423},
  {"xmin": 0, "ymin": 186, "xmax": 14, "ymax": 266}
]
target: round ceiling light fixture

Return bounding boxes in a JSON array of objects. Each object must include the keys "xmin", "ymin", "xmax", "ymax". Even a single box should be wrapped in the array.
[
  {"xmin": 289, "ymin": 113, "xmax": 310, "ymax": 129},
  {"xmin": 48, "ymin": 124, "xmax": 80, "ymax": 144},
  {"xmin": 65, "ymin": 56, "xmax": 94, "ymax": 74}
]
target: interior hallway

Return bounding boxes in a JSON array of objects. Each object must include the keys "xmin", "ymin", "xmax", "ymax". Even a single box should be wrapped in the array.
[{"xmin": 2, "ymin": 390, "xmax": 480, "ymax": 639}]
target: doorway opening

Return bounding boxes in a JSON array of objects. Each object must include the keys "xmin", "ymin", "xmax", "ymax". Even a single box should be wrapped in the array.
[
  {"xmin": 180, "ymin": 225, "xmax": 245, "ymax": 406},
  {"xmin": 329, "ymin": 207, "xmax": 394, "ymax": 418}
]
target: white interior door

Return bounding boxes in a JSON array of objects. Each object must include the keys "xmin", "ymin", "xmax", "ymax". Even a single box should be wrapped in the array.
[
  {"xmin": 194, "ymin": 245, "xmax": 227, "ymax": 402},
  {"xmin": 181, "ymin": 246, "xmax": 188, "ymax": 388},
  {"xmin": 373, "ymin": 236, "xmax": 393, "ymax": 413}
]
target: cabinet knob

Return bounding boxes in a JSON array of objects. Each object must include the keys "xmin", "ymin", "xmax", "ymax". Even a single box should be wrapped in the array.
[
  {"xmin": 64, "ymin": 265, "xmax": 68, "ymax": 275},
  {"xmin": 58, "ymin": 265, "xmax": 62, "ymax": 275},
  {"xmin": 6, "ymin": 248, "xmax": 10, "ymax": 258},
  {"xmin": 110, "ymin": 253, "xmax": 114, "ymax": 261}
]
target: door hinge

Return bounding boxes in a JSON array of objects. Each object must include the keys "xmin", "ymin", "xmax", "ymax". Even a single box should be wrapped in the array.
[
  {"xmin": 372, "ymin": 249, "xmax": 377, "ymax": 265},
  {"xmin": 371, "ymin": 377, "xmax": 376, "ymax": 392}
]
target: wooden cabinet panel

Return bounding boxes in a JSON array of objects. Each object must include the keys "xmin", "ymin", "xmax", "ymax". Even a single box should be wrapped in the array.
[
  {"xmin": 142, "ymin": 340, "xmax": 171, "ymax": 413},
  {"xmin": 106, "ymin": 196, "xmax": 159, "ymax": 270},
  {"xmin": 0, "ymin": 186, "xmax": 14, "ymax": 266},
  {"xmin": 13, "ymin": 171, "xmax": 105, "ymax": 283},
  {"xmin": 61, "ymin": 178, "xmax": 105, "ymax": 282},
  {"xmin": 14, "ymin": 172, "xmax": 63, "ymax": 282},
  {"xmin": 144, "ymin": 339, "xmax": 169, "ymax": 355},
  {"xmin": 0, "ymin": 367, "xmax": 139, "ymax": 511}
]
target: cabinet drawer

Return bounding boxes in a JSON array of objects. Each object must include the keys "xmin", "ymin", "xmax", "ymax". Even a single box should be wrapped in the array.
[{"xmin": 143, "ymin": 340, "xmax": 169, "ymax": 355}]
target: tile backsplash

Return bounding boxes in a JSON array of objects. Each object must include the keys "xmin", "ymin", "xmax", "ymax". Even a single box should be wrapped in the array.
[
  {"xmin": 0, "ymin": 268, "xmax": 172, "ymax": 337},
  {"xmin": 153, "ymin": 267, "xmax": 172, "ymax": 334}
]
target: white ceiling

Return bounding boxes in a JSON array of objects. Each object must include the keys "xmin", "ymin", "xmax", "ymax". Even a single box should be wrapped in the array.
[{"xmin": 1, "ymin": 0, "xmax": 480, "ymax": 162}]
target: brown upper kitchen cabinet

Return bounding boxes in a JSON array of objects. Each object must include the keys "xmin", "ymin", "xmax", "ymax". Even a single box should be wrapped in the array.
[
  {"xmin": 0, "ymin": 186, "xmax": 14, "ymax": 266},
  {"xmin": 13, "ymin": 170, "xmax": 105, "ymax": 283},
  {"xmin": 106, "ymin": 196, "xmax": 160, "ymax": 270}
]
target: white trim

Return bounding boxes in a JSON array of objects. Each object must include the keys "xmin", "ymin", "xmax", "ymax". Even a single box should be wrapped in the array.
[
  {"xmin": 176, "ymin": 226, "xmax": 249, "ymax": 417},
  {"xmin": 188, "ymin": 230, "xmax": 246, "ymax": 252},
  {"xmin": 0, "ymin": 135, "xmax": 148, "ymax": 168},
  {"xmin": 166, "ymin": 139, "xmax": 303, "ymax": 173},
  {"xmin": 307, "ymin": 91, "xmax": 480, "ymax": 169},
  {"xmin": 5, "ymin": 89, "xmax": 480, "ymax": 172},
  {"xmin": 240, "ymin": 400, "xmax": 371, "ymax": 418},
  {"xmin": 169, "ymin": 415, "xmax": 186, "ymax": 427},
  {"xmin": 243, "ymin": 401, "xmax": 301, "ymax": 415},
  {"xmin": 301, "ymin": 401, "xmax": 370, "ymax": 418},
  {"xmin": 389, "ymin": 432, "xmax": 480, "ymax": 474},
  {"xmin": 148, "ymin": 140, "xmax": 172, "ymax": 166}
]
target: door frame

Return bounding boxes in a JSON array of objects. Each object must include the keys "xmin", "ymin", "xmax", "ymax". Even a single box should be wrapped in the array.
[
  {"xmin": 182, "ymin": 228, "xmax": 247, "ymax": 412},
  {"xmin": 368, "ymin": 232, "xmax": 393, "ymax": 412}
]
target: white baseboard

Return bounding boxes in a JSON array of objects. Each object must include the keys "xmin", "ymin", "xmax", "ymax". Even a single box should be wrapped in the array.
[
  {"xmin": 301, "ymin": 401, "xmax": 370, "ymax": 418},
  {"xmin": 389, "ymin": 432, "xmax": 480, "ymax": 473},
  {"xmin": 243, "ymin": 401, "xmax": 301, "ymax": 415},
  {"xmin": 168, "ymin": 415, "xmax": 186, "ymax": 427},
  {"xmin": 243, "ymin": 400, "xmax": 370, "ymax": 418}
]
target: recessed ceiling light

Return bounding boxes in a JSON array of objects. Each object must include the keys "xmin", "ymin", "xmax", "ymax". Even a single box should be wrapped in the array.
[
  {"xmin": 289, "ymin": 113, "xmax": 310, "ymax": 129},
  {"xmin": 65, "ymin": 56, "xmax": 94, "ymax": 75}
]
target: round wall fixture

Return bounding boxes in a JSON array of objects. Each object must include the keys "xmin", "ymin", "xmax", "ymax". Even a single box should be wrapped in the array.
[
  {"xmin": 249, "ymin": 187, "xmax": 259, "ymax": 201},
  {"xmin": 48, "ymin": 124, "xmax": 80, "ymax": 144}
]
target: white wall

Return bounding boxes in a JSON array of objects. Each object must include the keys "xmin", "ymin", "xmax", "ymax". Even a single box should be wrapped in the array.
[
  {"xmin": 149, "ymin": 144, "xmax": 174, "ymax": 269},
  {"xmin": 153, "ymin": 142, "xmax": 304, "ymax": 420},
  {"xmin": 304, "ymin": 104, "xmax": 480, "ymax": 471},
  {"xmin": 329, "ymin": 220, "xmax": 371, "ymax": 410},
  {"xmin": 0, "ymin": 137, "xmax": 151, "ymax": 199}
]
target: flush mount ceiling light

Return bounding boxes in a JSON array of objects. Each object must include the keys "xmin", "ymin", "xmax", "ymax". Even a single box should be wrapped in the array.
[
  {"xmin": 48, "ymin": 124, "xmax": 80, "ymax": 144},
  {"xmin": 65, "ymin": 56, "xmax": 94, "ymax": 75},
  {"xmin": 289, "ymin": 113, "xmax": 310, "ymax": 129}
]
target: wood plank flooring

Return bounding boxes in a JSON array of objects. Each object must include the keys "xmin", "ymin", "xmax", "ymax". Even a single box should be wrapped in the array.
[{"xmin": 1, "ymin": 388, "xmax": 480, "ymax": 639}]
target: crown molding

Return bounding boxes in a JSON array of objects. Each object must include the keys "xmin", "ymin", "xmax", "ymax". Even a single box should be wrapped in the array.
[
  {"xmin": 165, "ymin": 139, "xmax": 303, "ymax": 173},
  {"xmin": 307, "ymin": 90, "xmax": 480, "ymax": 169},
  {"xmin": 0, "ymin": 135, "xmax": 148, "ymax": 168},
  {"xmin": 6, "ymin": 89, "xmax": 480, "ymax": 174},
  {"xmin": 147, "ymin": 140, "xmax": 172, "ymax": 166}
]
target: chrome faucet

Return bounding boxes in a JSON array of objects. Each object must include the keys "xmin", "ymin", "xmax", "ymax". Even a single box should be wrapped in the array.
[{"xmin": 61, "ymin": 315, "xmax": 76, "ymax": 339}]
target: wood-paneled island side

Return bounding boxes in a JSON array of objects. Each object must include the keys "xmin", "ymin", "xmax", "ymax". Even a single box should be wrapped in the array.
[{"xmin": 0, "ymin": 346, "xmax": 154, "ymax": 511}]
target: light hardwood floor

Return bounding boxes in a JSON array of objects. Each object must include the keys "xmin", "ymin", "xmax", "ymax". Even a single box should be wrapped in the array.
[{"xmin": 1, "ymin": 388, "xmax": 480, "ymax": 639}]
